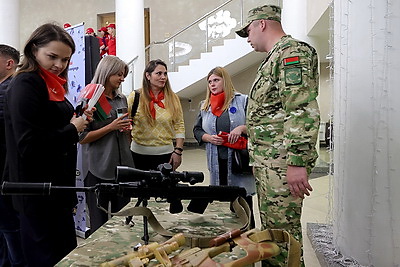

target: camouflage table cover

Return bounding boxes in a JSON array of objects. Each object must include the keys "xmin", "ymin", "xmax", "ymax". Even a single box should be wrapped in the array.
[{"xmin": 56, "ymin": 199, "xmax": 246, "ymax": 266}]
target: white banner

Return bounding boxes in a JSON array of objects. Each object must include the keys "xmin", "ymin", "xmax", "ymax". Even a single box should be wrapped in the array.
[{"xmin": 65, "ymin": 23, "xmax": 90, "ymax": 238}]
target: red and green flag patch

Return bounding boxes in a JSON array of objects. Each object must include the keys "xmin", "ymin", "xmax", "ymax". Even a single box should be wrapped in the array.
[{"xmin": 283, "ymin": 56, "xmax": 300, "ymax": 66}]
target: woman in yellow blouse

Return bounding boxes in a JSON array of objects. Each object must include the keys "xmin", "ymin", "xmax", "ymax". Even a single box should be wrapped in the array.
[{"xmin": 127, "ymin": 59, "xmax": 185, "ymax": 171}]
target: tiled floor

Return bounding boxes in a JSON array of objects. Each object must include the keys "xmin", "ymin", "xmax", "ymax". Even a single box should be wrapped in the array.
[
  {"xmin": 179, "ymin": 146, "xmax": 331, "ymax": 267},
  {"xmin": 302, "ymin": 175, "xmax": 330, "ymax": 267}
]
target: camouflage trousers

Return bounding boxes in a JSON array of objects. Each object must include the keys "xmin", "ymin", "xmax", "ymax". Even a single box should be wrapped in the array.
[{"xmin": 254, "ymin": 166, "xmax": 304, "ymax": 267}]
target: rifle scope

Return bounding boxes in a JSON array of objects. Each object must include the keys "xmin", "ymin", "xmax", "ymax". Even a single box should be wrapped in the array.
[{"xmin": 116, "ymin": 163, "xmax": 204, "ymax": 185}]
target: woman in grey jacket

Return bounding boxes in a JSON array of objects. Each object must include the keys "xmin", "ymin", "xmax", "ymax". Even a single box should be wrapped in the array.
[
  {"xmin": 79, "ymin": 56, "xmax": 134, "ymax": 234},
  {"xmin": 193, "ymin": 67, "xmax": 255, "ymax": 199}
]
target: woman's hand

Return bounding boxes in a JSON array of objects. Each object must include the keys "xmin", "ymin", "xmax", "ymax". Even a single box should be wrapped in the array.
[
  {"xmin": 71, "ymin": 116, "xmax": 89, "ymax": 133},
  {"xmin": 169, "ymin": 152, "xmax": 182, "ymax": 171},
  {"xmin": 205, "ymin": 134, "xmax": 224, "ymax": 146},
  {"xmin": 228, "ymin": 128, "xmax": 242, "ymax": 144},
  {"xmin": 108, "ymin": 113, "xmax": 132, "ymax": 132},
  {"xmin": 83, "ymin": 106, "xmax": 96, "ymax": 122}
]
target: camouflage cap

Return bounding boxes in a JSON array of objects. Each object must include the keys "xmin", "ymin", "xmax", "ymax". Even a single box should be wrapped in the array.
[{"xmin": 235, "ymin": 5, "xmax": 281, "ymax": 38}]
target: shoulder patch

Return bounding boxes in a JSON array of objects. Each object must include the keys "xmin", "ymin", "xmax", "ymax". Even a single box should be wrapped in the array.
[
  {"xmin": 285, "ymin": 67, "xmax": 302, "ymax": 85},
  {"xmin": 283, "ymin": 56, "xmax": 300, "ymax": 66}
]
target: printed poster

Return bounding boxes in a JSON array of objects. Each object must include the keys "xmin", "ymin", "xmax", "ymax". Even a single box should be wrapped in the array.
[{"xmin": 65, "ymin": 23, "xmax": 90, "ymax": 238}]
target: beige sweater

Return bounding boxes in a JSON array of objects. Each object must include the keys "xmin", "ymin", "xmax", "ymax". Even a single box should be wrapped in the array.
[{"xmin": 127, "ymin": 91, "xmax": 185, "ymax": 155}]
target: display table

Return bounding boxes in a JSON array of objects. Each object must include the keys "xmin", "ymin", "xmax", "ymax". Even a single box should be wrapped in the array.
[{"xmin": 56, "ymin": 200, "xmax": 244, "ymax": 266}]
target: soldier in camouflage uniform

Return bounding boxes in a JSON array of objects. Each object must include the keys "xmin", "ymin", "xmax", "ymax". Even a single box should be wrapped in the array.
[{"xmin": 236, "ymin": 5, "xmax": 320, "ymax": 267}]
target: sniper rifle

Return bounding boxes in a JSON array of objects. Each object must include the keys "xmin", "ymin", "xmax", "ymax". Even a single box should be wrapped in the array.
[{"xmin": 1, "ymin": 163, "xmax": 250, "ymax": 244}]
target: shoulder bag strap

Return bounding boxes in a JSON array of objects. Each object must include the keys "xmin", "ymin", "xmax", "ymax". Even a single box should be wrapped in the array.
[{"xmin": 130, "ymin": 91, "xmax": 140, "ymax": 122}]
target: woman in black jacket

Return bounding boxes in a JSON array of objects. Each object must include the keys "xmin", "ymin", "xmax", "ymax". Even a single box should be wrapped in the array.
[{"xmin": 4, "ymin": 23, "xmax": 91, "ymax": 266}]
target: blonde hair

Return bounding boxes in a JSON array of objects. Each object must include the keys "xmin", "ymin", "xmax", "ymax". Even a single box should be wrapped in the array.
[
  {"xmin": 140, "ymin": 59, "xmax": 182, "ymax": 125},
  {"xmin": 201, "ymin": 66, "xmax": 236, "ymax": 111},
  {"xmin": 91, "ymin": 55, "xmax": 129, "ymax": 86}
]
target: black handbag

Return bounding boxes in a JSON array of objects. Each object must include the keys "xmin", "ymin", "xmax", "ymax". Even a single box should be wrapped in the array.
[{"xmin": 231, "ymin": 148, "xmax": 252, "ymax": 174}]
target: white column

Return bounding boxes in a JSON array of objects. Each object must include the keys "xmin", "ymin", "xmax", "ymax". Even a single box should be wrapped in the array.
[
  {"xmin": 0, "ymin": 0, "xmax": 20, "ymax": 49},
  {"xmin": 115, "ymin": 0, "xmax": 145, "ymax": 94},
  {"xmin": 333, "ymin": 1, "xmax": 400, "ymax": 266},
  {"xmin": 281, "ymin": 0, "xmax": 318, "ymax": 50}
]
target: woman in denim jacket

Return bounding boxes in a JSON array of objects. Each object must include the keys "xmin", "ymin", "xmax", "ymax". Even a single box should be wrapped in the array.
[{"xmin": 193, "ymin": 67, "xmax": 255, "ymax": 203}]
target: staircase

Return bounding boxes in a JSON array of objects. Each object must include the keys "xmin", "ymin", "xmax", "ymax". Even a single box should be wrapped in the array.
[{"xmin": 169, "ymin": 35, "xmax": 262, "ymax": 99}]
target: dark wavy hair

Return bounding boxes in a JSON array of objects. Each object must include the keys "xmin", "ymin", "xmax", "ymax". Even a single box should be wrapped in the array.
[{"xmin": 17, "ymin": 23, "xmax": 75, "ymax": 92}]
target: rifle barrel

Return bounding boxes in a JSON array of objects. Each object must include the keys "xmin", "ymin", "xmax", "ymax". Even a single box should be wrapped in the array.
[{"xmin": 1, "ymin": 182, "xmax": 93, "ymax": 195}]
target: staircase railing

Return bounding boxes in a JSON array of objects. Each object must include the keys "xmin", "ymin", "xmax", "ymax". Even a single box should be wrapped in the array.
[
  {"xmin": 145, "ymin": 0, "xmax": 250, "ymax": 72},
  {"xmin": 121, "ymin": 55, "xmax": 138, "ymax": 94}
]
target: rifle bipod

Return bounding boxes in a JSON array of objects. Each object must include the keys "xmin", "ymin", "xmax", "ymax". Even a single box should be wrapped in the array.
[
  {"xmin": 125, "ymin": 197, "xmax": 151, "ymax": 244},
  {"xmin": 125, "ymin": 196, "xmax": 186, "ymax": 245}
]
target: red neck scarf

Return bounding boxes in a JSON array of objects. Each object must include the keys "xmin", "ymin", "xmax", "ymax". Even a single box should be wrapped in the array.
[
  {"xmin": 38, "ymin": 66, "xmax": 66, "ymax": 101},
  {"xmin": 210, "ymin": 91, "xmax": 225, "ymax": 117},
  {"xmin": 149, "ymin": 90, "xmax": 165, "ymax": 119}
]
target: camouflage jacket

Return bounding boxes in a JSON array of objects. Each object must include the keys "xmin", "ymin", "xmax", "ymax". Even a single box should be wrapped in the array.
[{"xmin": 247, "ymin": 35, "xmax": 320, "ymax": 169}]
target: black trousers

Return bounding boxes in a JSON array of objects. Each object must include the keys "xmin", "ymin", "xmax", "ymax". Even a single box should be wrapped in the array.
[
  {"xmin": 19, "ymin": 210, "xmax": 76, "ymax": 267},
  {"xmin": 218, "ymin": 157, "xmax": 228, "ymax": 185},
  {"xmin": 0, "ymin": 195, "xmax": 26, "ymax": 267},
  {"xmin": 131, "ymin": 152, "xmax": 172, "ymax": 171}
]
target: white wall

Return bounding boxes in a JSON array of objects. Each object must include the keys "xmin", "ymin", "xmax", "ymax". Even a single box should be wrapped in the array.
[
  {"xmin": 19, "ymin": 0, "xmax": 115, "ymax": 50},
  {"xmin": 0, "ymin": 0, "xmax": 19, "ymax": 48},
  {"xmin": 318, "ymin": 62, "xmax": 331, "ymax": 123},
  {"xmin": 306, "ymin": 0, "xmax": 330, "ymax": 34}
]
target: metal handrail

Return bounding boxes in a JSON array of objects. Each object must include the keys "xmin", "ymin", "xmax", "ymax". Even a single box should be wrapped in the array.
[
  {"xmin": 145, "ymin": 0, "xmax": 245, "ymax": 72},
  {"xmin": 124, "ymin": 55, "xmax": 139, "ymax": 93},
  {"xmin": 127, "ymin": 55, "xmax": 139, "ymax": 67},
  {"xmin": 145, "ymin": 0, "xmax": 238, "ymax": 50}
]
